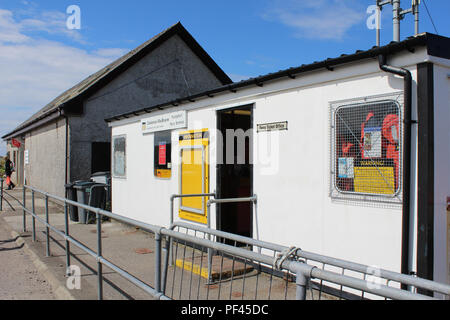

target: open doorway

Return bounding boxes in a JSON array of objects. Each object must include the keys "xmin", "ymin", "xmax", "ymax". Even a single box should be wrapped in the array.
[
  {"xmin": 91, "ymin": 142, "xmax": 111, "ymax": 174},
  {"xmin": 216, "ymin": 105, "xmax": 253, "ymax": 243}
]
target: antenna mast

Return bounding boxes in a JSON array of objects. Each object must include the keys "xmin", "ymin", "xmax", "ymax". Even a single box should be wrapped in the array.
[{"xmin": 375, "ymin": 0, "xmax": 420, "ymax": 46}]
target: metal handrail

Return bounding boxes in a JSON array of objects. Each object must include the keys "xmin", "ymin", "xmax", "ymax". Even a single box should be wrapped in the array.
[
  {"xmin": 1, "ymin": 180, "xmax": 449, "ymax": 300},
  {"xmin": 160, "ymin": 227, "xmax": 434, "ymax": 300},
  {"xmin": 206, "ymin": 196, "xmax": 259, "ymax": 241},
  {"xmin": 2, "ymin": 183, "xmax": 171, "ymax": 300},
  {"xmin": 169, "ymin": 193, "xmax": 216, "ymax": 227},
  {"xmin": 170, "ymin": 221, "xmax": 450, "ymax": 296}
]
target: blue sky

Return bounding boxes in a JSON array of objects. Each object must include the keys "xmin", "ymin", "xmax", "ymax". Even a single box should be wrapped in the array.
[{"xmin": 0, "ymin": 0, "xmax": 449, "ymax": 155}]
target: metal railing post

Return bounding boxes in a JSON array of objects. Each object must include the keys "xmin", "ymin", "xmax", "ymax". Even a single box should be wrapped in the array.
[
  {"xmin": 296, "ymin": 272, "xmax": 309, "ymax": 300},
  {"xmin": 0, "ymin": 179, "xmax": 3, "ymax": 211},
  {"xmin": 45, "ymin": 195, "xmax": 50, "ymax": 257},
  {"xmin": 22, "ymin": 187, "xmax": 27, "ymax": 232},
  {"xmin": 169, "ymin": 196, "xmax": 174, "ymax": 266},
  {"xmin": 155, "ymin": 232, "xmax": 162, "ymax": 293},
  {"xmin": 96, "ymin": 211, "xmax": 103, "ymax": 300},
  {"xmin": 162, "ymin": 234, "xmax": 170, "ymax": 295},
  {"xmin": 31, "ymin": 190, "xmax": 36, "ymax": 242},
  {"xmin": 207, "ymin": 201, "xmax": 213, "ymax": 284},
  {"xmin": 253, "ymin": 195, "xmax": 260, "ymax": 253},
  {"xmin": 64, "ymin": 201, "xmax": 71, "ymax": 275}
]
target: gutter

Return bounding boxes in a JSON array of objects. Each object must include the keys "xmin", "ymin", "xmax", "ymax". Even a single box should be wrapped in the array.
[{"xmin": 378, "ymin": 54, "xmax": 413, "ymax": 285}]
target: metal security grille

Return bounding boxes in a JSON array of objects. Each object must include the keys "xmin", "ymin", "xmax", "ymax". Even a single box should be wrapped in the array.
[{"xmin": 330, "ymin": 93, "xmax": 404, "ymax": 205}]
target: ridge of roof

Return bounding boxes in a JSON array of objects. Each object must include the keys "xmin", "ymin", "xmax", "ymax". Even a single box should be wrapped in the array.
[
  {"xmin": 106, "ymin": 33, "xmax": 449, "ymax": 123},
  {"xmin": 3, "ymin": 22, "xmax": 232, "ymax": 140}
]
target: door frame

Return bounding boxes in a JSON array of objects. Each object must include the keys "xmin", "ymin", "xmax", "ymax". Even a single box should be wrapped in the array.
[{"xmin": 216, "ymin": 104, "xmax": 254, "ymax": 237}]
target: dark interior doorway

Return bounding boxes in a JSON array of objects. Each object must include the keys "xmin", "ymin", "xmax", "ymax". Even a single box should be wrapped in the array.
[
  {"xmin": 217, "ymin": 105, "xmax": 253, "ymax": 243},
  {"xmin": 91, "ymin": 142, "xmax": 111, "ymax": 174}
]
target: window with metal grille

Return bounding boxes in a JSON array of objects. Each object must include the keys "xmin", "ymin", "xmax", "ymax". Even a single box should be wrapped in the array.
[{"xmin": 330, "ymin": 94, "xmax": 403, "ymax": 205}]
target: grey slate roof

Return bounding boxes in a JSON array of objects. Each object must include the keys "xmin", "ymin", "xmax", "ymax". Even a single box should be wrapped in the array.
[{"xmin": 3, "ymin": 22, "xmax": 232, "ymax": 140}]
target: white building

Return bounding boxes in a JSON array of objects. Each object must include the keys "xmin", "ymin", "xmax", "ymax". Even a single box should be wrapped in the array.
[{"xmin": 106, "ymin": 33, "xmax": 450, "ymax": 286}]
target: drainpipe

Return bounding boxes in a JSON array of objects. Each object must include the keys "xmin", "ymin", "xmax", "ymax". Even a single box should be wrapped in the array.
[
  {"xmin": 378, "ymin": 54, "xmax": 413, "ymax": 287},
  {"xmin": 59, "ymin": 107, "xmax": 69, "ymax": 186},
  {"xmin": 65, "ymin": 115, "xmax": 69, "ymax": 186}
]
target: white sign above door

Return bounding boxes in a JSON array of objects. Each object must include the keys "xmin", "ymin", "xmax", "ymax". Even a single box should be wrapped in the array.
[{"xmin": 141, "ymin": 111, "xmax": 187, "ymax": 134}]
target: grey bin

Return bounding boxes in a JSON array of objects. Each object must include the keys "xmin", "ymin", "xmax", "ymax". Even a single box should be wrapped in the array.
[
  {"xmin": 73, "ymin": 181, "xmax": 97, "ymax": 224},
  {"xmin": 65, "ymin": 182, "xmax": 81, "ymax": 222},
  {"xmin": 91, "ymin": 172, "xmax": 110, "ymax": 185}
]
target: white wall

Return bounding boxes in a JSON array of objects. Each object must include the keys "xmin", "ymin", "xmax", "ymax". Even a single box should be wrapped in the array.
[
  {"xmin": 433, "ymin": 63, "xmax": 450, "ymax": 285},
  {"xmin": 111, "ymin": 52, "xmax": 432, "ymax": 273},
  {"xmin": 111, "ymin": 108, "xmax": 217, "ymax": 228},
  {"xmin": 251, "ymin": 73, "xmax": 406, "ymax": 271}
]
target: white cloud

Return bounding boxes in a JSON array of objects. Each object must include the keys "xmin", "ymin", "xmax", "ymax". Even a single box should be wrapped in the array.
[
  {"xmin": 0, "ymin": 106, "xmax": 35, "ymax": 156},
  {"xmin": 0, "ymin": 8, "xmax": 84, "ymax": 44},
  {"xmin": 262, "ymin": 0, "xmax": 365, "ymax": 40},
  {"xmin": 22, "ymin": 10, "xmax": 85, "ymax": 43},
  {"xmin": 0, "ymin": 9, "xmax": 30, "ymax": 43},
  {"xmin": 229, "ymin": 73, "xmax": 252, "ymax": 82},
  {"xmin": 0, "ymin": 8, "xmax": 129, "ymax": 154},
  {"xmin": 0, "ymin": 39, "xmax": 125, "ymax": 107}
]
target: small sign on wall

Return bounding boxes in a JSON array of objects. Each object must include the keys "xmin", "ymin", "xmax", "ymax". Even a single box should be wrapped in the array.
[
  {"xmin": 257, "ymin": 121, "xmax": 288, "ymax": 133},
  {"xmin": 24, "ymin": 150, "xmax": 29, "ymax": 165},
  {"xmin": 363, "ymin": 127, "xmax": 382, "ymax": 159}
]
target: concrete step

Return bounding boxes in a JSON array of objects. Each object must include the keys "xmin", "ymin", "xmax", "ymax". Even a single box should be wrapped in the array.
[{"xmin": 176, "ymin": 254, "xmax": 254, "ymax": 281}]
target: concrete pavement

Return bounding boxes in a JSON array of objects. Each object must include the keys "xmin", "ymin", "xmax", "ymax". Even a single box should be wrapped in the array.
[{"xmin": 0, "ymin": 218, "xmax": 56, "ymax": 300}]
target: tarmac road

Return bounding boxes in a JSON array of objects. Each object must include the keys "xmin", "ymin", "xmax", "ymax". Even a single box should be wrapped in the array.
[{"xmin": 0, "ymin": 220, "xmax": 56, "ymax": 300}]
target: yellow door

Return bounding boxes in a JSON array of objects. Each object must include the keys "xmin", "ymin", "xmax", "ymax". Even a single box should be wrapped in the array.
[
  {"xmin": 179, "ymin": 130, "xmax": 209, "ymax": 224},
  {"xmin": 181, "ymin": 147, "xmax": 204, "ymax": 212}
]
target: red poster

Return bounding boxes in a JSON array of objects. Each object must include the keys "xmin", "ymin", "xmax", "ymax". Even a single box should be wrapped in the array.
[
  {"xmin": 11, "ymin": 138, "xmax": 21, "ymax": 148},
  {"xmin": 159, "ymin": 144, "xmax": 166, "ymax": 165}
]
